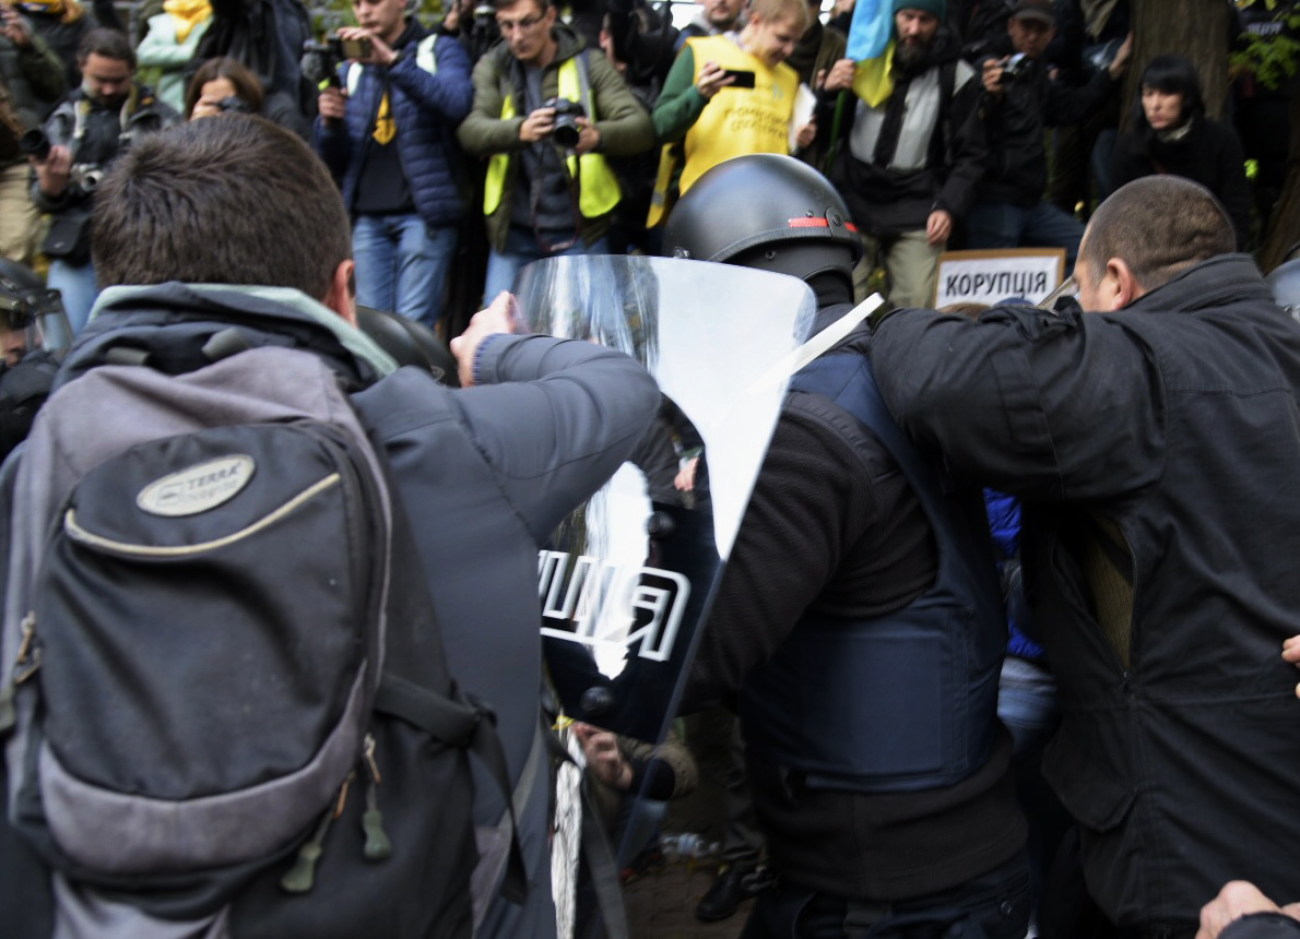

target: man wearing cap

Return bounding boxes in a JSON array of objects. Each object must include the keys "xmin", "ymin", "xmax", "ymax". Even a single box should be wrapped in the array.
[
  {"xmin": 818, "ymin": 0, "xmax": 986, "ymax": 309},
  {"xmin": 964, "ymin": 0, "xmax": 1131, "ymax": 264}
]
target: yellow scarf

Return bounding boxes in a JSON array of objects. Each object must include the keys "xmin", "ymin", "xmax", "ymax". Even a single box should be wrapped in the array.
[
  {"xmin": 852, "ymin": 40, "xmax": 895, "ymax": 108},
  {"xmin": 162, "ymin": 0, "xmax": 213, "ymax": 43}
]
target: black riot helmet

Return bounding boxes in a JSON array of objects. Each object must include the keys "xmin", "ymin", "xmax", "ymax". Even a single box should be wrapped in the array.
[
  {"xmin": 1267, "ymin": 256, "xmax": 1300, "ymax": 317},
  {"xmin": 663, "ymin": 154, "xmax": 863, "ymax": 291},
  {"xmin": 0, "ymin": 259, "xmax": 70, "ymax": 360}
]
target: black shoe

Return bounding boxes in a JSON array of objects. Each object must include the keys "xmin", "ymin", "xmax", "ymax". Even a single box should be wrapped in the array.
[{"xmin": 694, "ymin": 864, "xmax": 771, "ymax": 922}]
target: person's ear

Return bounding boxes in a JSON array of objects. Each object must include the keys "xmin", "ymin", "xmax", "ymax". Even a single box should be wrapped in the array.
[
  {"xmin": 324, "ymin": 259, "xmax": 358, "ymax": 326},
  {"xmin": 1107, "ymin": 257, "xmax": 1144, "ymax": 309}
]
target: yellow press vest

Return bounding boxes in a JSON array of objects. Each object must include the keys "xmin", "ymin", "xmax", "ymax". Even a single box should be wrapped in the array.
[
  {"xmin": 482, "ymin": 53, "xmax": 621, "ymax": 219},
  {"xmin": 647, "ymin": 35, "xmax": 800, "ymax": 227}
]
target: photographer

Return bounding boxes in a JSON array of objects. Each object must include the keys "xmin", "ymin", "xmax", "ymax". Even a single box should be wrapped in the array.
[
  {"xmin": 964, "ymin": 0, "xmax": 1130, "ymax": 263},
  {"xmin": 313, "ymin": 0, "xmax": 472, "ymax": 331},
  {"xmin": 456, "ymin": 0, "xmax": 651, "ymax": 301},
  {"xmin": 29, "ymin": 27, "xmax": 177, "ymax": 336},
  {"xmin": 183, "ymin": 54, "xmax": 262, "ymax": 118},
  {"xmin": 0, "ymin": 259, "xmax": 58, "ymax": 460}
]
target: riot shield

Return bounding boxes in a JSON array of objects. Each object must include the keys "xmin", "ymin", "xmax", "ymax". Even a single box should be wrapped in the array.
[{"xmin": 513, "ymin": 255, "xmax": 817, "ymax": 745}]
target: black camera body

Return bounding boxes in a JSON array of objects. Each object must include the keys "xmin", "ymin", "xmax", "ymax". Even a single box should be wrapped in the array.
[
  {"xmin": 69, "ymin": 164, "xmax": 105, "ymax": 194},
  {"xmin": 1000, "ymin": 52, "xmax": 1033, "ymax": 84},
  {"xmin": 19, "ymin": 129, "xmax": 51, "ymax": 163},
  {"xmin": 216, "ymin": 96, "xmax": 253, "ymax": 114},
  {"xmin": 544, "ymin": 97, "xmax": 586, "ymax": 149},
  {"xmin": 301, "ymin": 34, "xmax": 375, "ymax": 87}
]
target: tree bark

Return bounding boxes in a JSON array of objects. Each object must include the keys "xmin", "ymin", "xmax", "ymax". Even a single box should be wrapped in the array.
[{"xmin": 1259, "ymin": 88, "xmax": 1300, "ymax": 272}]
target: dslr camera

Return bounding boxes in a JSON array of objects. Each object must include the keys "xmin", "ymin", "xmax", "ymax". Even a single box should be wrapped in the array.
[
  {"xmin": 19, "ymin": 128, "xmax": 50, "ymax": 162},
  {"xmin": 69, "ymin": 164, "xmax": 105, "ymax": 194},
  {"xmin": 999, "ymin": 52, "xmax": 1033, "ymax": 84},
  {"xmin": 215, "ymin": 96, "xmax": 253, "ymax": 114},
  {"xmin": 544, "ymin": 97, "xmax": 586, "ymax": 149},
  {"xmin": 301, "ymin": 34, "xmax": 375, "ymax": 87}
]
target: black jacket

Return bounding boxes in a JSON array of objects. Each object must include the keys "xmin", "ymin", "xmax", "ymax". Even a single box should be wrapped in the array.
[
  {"xmin": 976, "ymin": 47, "xmax": 1114, "ymax": 206},
  {"xmin": 822, "ymin": 29, "xmax": 988, "ymax": 235},
  {"xmin": 685, "ymin": 309, "xmax": 1025, "ymax": 901},
  {"xmin": 1111, "ymin": 116, "xmax": 1253, "ymax": 248},
  {"xmin": 870, "ymin": 255, "xmax": 1300, "ymax": 930}
]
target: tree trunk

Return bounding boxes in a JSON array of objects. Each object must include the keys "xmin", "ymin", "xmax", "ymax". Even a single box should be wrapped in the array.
[
  {"xmin": 1259, "ymin": 89, "xmax": 1300, "ymax": 272},
  {"xmin": 1123, "ymin": 0, "xmax": 1232, "ymax": 129}
]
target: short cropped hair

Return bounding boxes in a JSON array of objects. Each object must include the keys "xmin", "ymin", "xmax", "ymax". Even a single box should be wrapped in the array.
[
  {"xmin": 1082, "ymin": 176, "xmax": 1236, "ymax": 293},
  {"xmin": 92, "ymin": 117, "xmax": 351, "ymax": 301},
  {"xmin": 78, "ymin": 27, "xmax": 136, "ymax": 69},
  {"xmin": 184, "ymin": 57, "xmax": 265, "ymax": 118},
  {"xmin": 751, "ymin": 0, "xmax": 811, "ymax": 30}
]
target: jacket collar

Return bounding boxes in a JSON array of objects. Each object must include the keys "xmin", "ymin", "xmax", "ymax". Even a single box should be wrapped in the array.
[
  {"xmin": 66, "ymin": 281, "xmax": 398, "ymax": 381},
  {"xmin": 1124, "ymin": 254, "xmax": 1276, "ymax": 315}
]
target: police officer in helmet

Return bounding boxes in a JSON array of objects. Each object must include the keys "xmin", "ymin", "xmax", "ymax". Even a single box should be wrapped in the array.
[
  {"xmin": 0, "ymin": 259, "xmax": 60, "ymax": 460},
  {"xmin": 669, "ymin": 154, "xmax": 1029, "ymax": 939}
]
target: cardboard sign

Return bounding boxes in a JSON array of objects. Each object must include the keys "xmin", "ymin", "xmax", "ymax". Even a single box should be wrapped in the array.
[{"xmin": 935, "ymin": 248, "xmax": 1066, "ymax": 308}]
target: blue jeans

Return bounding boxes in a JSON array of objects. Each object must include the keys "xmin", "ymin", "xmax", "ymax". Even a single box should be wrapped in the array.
[
  {"xmin": 964, "ymin": 201, "xmax": 1084, "ymax": 268},
  {"xmin": 352, "ymin": 213, "xmax": 456, "ymax": 331},
  {"xmin": 482, "ymin": 225, "xmax": 609, "ymax": 301},
  {"xmin": 47, "ymin": 258, "xmax": 98, "ymax": 340}
]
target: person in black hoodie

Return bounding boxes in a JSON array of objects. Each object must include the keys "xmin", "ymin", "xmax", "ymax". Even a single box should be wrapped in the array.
[{"xmin": 1110, "ymin": 54, "xmax": 1252, "ymax": 248}]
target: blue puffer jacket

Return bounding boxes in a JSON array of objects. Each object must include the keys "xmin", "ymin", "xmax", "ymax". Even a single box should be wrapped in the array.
[{"xmin": 315, "ymin": 21, "xmax": 473, "ymax": 228}]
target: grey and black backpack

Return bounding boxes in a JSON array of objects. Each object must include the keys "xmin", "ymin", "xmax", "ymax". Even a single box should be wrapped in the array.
[{"xmin": 0, "ymin": 342, "xmax": 522, "ymax": 937}]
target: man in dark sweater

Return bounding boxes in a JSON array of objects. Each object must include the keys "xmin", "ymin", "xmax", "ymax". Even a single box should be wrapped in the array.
[{"xmin": 669, "ymin": 154, "xmax": 1028, "ymax": 939}]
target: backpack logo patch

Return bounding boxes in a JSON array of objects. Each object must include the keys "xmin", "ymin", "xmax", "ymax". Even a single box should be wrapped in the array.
[{"xmin": 136, "ymin": 454, "xmax": 255, "ymax": 517}]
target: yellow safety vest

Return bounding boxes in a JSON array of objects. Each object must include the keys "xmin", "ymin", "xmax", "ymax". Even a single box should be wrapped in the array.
[
  {"xmin": 647, "ymin": 35, "xmax": 800, "ymax": 228},
  {"xmin": 483, "ymin": 53, "xmax": 621, "ymax": 219}
]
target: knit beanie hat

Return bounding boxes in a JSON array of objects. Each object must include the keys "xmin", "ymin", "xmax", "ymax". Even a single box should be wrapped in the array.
[{"xmin": 892, "ymin": 0, "xmax": 946, "ymax": 18}]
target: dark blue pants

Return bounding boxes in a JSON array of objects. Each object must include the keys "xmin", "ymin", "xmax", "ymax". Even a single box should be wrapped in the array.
[{"xmin": 739, "ymin": 853, "xmax": 1031, "ymax": 939}]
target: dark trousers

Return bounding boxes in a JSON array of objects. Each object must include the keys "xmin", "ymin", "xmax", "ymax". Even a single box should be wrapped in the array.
[{"xmin": 739, "ymin": 852, "xmax": 1031, "ymax": 939}]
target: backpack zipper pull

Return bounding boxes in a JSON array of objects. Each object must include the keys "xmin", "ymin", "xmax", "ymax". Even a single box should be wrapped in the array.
[
  {"xmin": 0, "ymin": 614, "xmax": 41, "ymax": 734},
  {"xmin": 360, "ymin": 733, "xmax": 392, "ymax": 861},
  {"xmin": 282, "ymin": 771, "xmax": 353, "ymax": 893}
]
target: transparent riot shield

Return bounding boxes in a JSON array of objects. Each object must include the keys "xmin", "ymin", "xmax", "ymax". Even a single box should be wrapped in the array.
[{"xmin": 513, "ymin": 255, "xmax": 817, "ymax": 746}]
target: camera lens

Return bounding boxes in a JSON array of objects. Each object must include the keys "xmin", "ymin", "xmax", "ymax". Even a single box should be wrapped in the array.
[{"xmin": 553, "ymin": 119, "xmax": 581, "ymax": 149}]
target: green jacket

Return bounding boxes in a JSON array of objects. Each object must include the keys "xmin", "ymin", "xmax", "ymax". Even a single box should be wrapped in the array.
[
  {"xmin": 1, "ymin": 32, "xmax": 65, "ymax": 129},
  {"xmin": 456, "ymin": 23, "xmax": 653, "ymax": 251}
]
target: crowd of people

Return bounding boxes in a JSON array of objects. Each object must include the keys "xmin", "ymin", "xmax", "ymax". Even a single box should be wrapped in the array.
[
  {"xmin": 1, "ymin": 1, "xmax": 1300, "ymax": 939},
  {"xmin": 0, "ymin": 0, "xmax": 1287, "ymax": 333}
]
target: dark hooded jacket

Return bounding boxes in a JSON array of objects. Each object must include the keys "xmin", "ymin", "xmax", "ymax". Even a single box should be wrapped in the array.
[
  {"xmin": 821, "ymin": 26, "xmax": 988, "ymax": 236},
  {"xmin": 870, "ymin": 254, "xmax": 1300, "ymax": 931}
]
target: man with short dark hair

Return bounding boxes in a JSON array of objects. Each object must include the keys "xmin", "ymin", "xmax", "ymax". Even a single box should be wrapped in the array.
[
  {"xmin": 18, "ymin": 114, "xmax": 659, "ymax": 939},
  {"xmin": 868, "ymin": 175, "xmax": 1300, "ymax": 938},
  {"xmin": 315, "ymin": 0, "xmax": 473, "ymax": 331},
  {"xmin": 457, "ymin": 0, "xmax": 652, "ymax": 302},
  {"xmin": 28, "ymin": 27, "xmax": 177, "ymax": 335}
]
